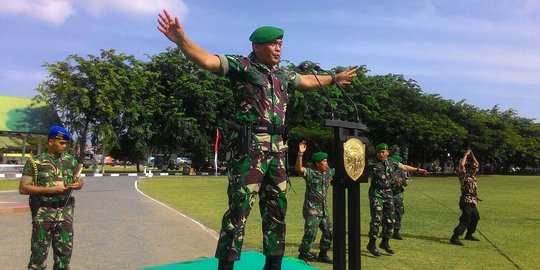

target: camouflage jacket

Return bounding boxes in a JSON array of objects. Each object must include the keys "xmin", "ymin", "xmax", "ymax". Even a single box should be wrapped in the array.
[
  {"xmin": 22, "ymin": 152, "xmax": 78, "ymax": 221},
  {"xmin": 459, "ymin": 171, "xmax": 478, "ymax": 204},
  {"xmin": 369, "ymin": 159, "xmax": 399, "ymax": 198},
  {"xmin": 218, "ymin": 53, "xmax": 300, "ymax": 153},
  {"xmin": 302, "ymin": 167, "xmax": 334, "ymax": 217}
]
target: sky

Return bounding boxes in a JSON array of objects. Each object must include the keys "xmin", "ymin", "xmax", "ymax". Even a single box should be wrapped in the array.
[{"xmin": 1, "ymin": 0, "xmax": 539, "ymax": 122}]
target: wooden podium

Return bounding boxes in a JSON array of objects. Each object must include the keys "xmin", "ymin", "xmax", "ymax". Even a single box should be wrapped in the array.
[{"xmin": 324, "ymin": 119, "xmax": 369, "ymax": 270}]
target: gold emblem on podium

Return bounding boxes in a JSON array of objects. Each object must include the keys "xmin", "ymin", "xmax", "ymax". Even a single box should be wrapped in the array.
[{"xmin": 343, "ymin": 138, "xmax": 365, "ymax": 181}]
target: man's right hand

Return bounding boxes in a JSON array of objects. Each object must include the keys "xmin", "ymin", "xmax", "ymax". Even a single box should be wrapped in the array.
[
  {"xmin": 157, "ymin": 9, "xmax": 185, "ymax": 45},
  {"xmin": 299, "ymin": 140, "xmax": 307, "ymax": 153},
  {"xmin": 50, "ymin": 183, "xmax": 68, "ymax": 194}
]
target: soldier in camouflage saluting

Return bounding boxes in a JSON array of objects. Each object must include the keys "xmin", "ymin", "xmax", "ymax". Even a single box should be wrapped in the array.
[
  {"xmin": 19, "ymin": 126, "xmax": 84, "ymax": 270},
  {"xmin": 367, "ymin": 143, "xmax": 427, "ymax": 257},
  {"xmin": 158, "ymin": 8, "xmax": 357, "ymax": 270},
  {"xmin": 295, "ymin": 141, "xmax": 334, "ymax": 264}
]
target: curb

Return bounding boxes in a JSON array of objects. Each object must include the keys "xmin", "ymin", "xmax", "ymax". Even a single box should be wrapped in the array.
[{"xmin": 0, "ymin": 172, "xmax": 225, "ymax": 179}]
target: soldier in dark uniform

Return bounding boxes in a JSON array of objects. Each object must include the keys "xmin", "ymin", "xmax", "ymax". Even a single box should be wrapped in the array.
[
  {"xmin": 19, "ymin": 126, "xmax": 84, "ymax": 270},
  {"xmin": 450, "ymin": 147, "xmax": 481, "ymax": 246},
  {"xmin": 295, "ymin": 141, "xmax": 333, "ymax": 264},
  {"xmin": 367, "ymin": 143, "xmax": 427, "ymax": 256},
  {"xmin": 157, "ymin": 9, "xmax": 357, "ymax": 270}
]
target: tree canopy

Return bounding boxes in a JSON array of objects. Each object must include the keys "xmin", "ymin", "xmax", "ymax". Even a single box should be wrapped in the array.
[{"xmin": 34, "ymin": 48, "xmax": 540, "ymax": 173}]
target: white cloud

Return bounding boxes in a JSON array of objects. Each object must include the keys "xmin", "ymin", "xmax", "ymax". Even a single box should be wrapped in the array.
[
  {"xmin": 0, "ymin": 0, "xmax": 74, "ymax": 25},
  {"xmin": 0, "ymin": 0, "xmax": 187, "ymax": 25},
  {"xmin": 0, "ymin": 68, "xmax": 47, "ymax": 83}
]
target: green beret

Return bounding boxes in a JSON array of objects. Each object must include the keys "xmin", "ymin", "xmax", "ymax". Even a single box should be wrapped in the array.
[
  {"xmin": 312, "ymin": 152, "xmax": 328, "ymax": 163},
  {"xmin": 375, "ymin": 143, "xmax": 388, "ymax": 152},
  {"xmin": 389, "ymin": 154, "xmax": 403, "ymax": 163},
  {"xmin": 249, "ymin": 26, "xmax": 284, "ymax": 43}
]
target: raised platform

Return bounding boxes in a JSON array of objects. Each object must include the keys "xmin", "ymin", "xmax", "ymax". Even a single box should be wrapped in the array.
[{"xmin": 142, "ymin": 251, "xmax": 319, "ymax": 270}]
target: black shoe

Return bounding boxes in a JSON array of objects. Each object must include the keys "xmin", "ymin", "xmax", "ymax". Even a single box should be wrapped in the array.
[
  {"xmin": 217, "ymin": 260, "xmax": 234, "ymax": 270},
  {"xmin": 366, "ymin": 238, "xmax": 380, "ymax": 256},
  {"xmin": 263, "ymin": 255, "xmax": 283, "ymax": 270},
  {"xmin": 450, "ymin": 235, "xmax": 464, "ymax": 246},
  {"xmin": 298, "ymin": 252, "xmax": 318, "ymax": 262},
  {"xmin": 393, "ymin": 230, "xmax": 403, "ymax": 240},
  {"xmin": 464, "ymin": 234, "xmax": 480, "ymax": 241},
  {"xmin": 379, "ymin": 238, "xmax": 395, "ymax": 254},
  {"xmin": 317, "ymin": 251, "xmax": 333, "ymax": 263}
]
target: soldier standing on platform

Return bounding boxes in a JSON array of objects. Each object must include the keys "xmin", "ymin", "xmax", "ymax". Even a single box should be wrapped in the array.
[
  {"xmin": 157, "ymin": 8, "xmax": 357, "ymax": 270},
  {"xmin": 19, "ymin": 126, "xmax": 84, "ymax": 270},
  {"xmin": 367, "ymin": 143, "xmax": 427, "ymax": 256},
  {"xmin": 295, "ymin": 141, "xmax": 334, "ymax": 264}
]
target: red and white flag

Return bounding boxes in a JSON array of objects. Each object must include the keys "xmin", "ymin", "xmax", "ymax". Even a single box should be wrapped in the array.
[{"xmin": 214, "ymin": 129, "xmax": 219, "ymax": 175}]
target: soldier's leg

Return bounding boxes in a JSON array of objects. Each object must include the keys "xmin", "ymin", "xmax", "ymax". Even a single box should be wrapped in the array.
[
  {"xmin": 466, "ymin": 206, "xmax": 480, "ymax": 237},
  {"xmin": 215, "ymin": 151, "xmax": 264, "ymax": 262},
  {"xmin": 298, "ymin": 215, "xmax": 319, "ymax": 254},
  {"xmin": 453, "ymin": 202, "xmax": 473, "ymax": 236},
  {"xmin": 380, "ymin": 199, "xmax": 395, "ymax": 239},
  {"xmin": 52, "ymin": 210, "xmax": 74, "ymax": 270},
  {"xmin": 393, "ymin": 197, "xmax": 404, "ymax": 231},
  {"xmin": 368, "ymin": 196, "xmax": 383, "ymax": 239},
  {"xmin": 28, "ymin": 220, "xmax": 53, "ymax": 270},
  {"xmin": 259, "ymin": 154, "xmax": 287, "ymax": 257},
  {"xmin": 318, "ymin": 214, "xmax": 332, "ymax": 252}
]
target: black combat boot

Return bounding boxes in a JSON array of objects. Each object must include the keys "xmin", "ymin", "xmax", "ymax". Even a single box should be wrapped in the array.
[
  {"xmin": 450, "ymin": 234, "xmax": 463, "ymax": 246},
  {"xmin": 262, "ymin": 255, "xmax": 283, "ymax": 270},
  {"xmin": 366, "ymin": 238, "xmax": 380, "ymax": 257},
  {"xmin": 393, "ymin": 229, "xmax": 403, "ymax": 240},
  {"xmin": 217, "ymin": 260, "xmax": 234, "ymax": 270},
  {"xmin": 379, "ymin": 237, "xmax": 395, "ymax": 254},
  {"xmin": 317, "ymin": 250, "xmax": 333, "ymax": 263},
  {"xmin": 464, "ymin": 233, "xmax": 480, "ymax": 241},
  {"xmin": 298, "ymin": 252, "xmax": 318, "ymax": 262}
]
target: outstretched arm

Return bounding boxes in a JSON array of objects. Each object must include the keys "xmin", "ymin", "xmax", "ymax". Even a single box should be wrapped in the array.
[
  {"xmin": 157, "ymin": 9, "xmax": 221, "ymax": 72},
  {"xmin": 297, "ymin": 68, "xmax": 357, "ymax": 90},
  {"xmin": 296, "ymin": 140, "xmax": 307, "ymax": 175},
  {"xmin": 400, "ymin": 164, "xmax": 429, "ymax": 175}
]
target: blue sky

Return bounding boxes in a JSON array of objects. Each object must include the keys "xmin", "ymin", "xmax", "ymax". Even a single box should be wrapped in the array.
[{"xmin": 1, "ymin": 0, "xmax": 539, "ymax": 122}]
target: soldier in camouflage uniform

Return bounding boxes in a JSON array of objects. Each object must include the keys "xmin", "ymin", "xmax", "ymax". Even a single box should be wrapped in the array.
[
  {"xmin": 19, "ymin": 126, "xmax": 84, "ymax": 270},
  {"xmin": 388, "ymin": 147, "xmax": 410, "ymax": 240},
  {"xmin": 367, "ymin": 143, "xmax": 427, "ymax": 256},
  {"xmin": 157, "ymin": 9, "xmax": 357, "ymax": 270},
  {"xmin": 295, "ymin": 141, "xmax": 333, "ymax": 264},
  {"xmin": 450, "ymin": 147, "xmax": 481, "ymax": 246}
]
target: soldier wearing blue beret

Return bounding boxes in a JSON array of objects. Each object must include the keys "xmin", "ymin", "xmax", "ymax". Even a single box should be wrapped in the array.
[
  {"xmin": 19, "ymin": 125, "xmax": 84, "ymax": 269},
  {"xmin": 158, "ymin": 8, "xmax": 358, "ymax": 270}
]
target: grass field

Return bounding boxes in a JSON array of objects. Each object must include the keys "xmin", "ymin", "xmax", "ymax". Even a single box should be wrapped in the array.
[
  {"xmin": 139, "ymin": 175, "xmax": 540, "ymax": 270},
  {"xmin": 0, "ymin": 179, "xmax": 18, "ymax": 190}
]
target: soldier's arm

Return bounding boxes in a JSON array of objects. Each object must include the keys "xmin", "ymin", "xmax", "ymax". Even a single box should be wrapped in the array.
[
  {"xmin": 399, "ymin": 164, "xmax": 428, "ymax": 175},
  {"xmin": 19, "ymin": 175, "xmax": 67, "ymax": 195},
  {"xmin": 157, "ymin": 9, "xmax": 221, "ymax": 72},
  {"xmin": 297, "ymin": 68, "xmax": 357, "ymax": 90}
]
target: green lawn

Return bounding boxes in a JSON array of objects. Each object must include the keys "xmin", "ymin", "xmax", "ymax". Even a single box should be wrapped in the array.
[{"xmin": 139, "ymin": 175, "xmax": 540, "ymax": 270}]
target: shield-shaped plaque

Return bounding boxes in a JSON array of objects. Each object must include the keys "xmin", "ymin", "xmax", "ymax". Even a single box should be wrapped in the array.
[{"xmin": 343, "ymin": 138, "xmax": 366, "ymax": 181}]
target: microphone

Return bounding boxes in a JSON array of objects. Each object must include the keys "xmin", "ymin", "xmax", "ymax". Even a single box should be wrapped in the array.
[
  {"xmin": 314, "ymin": 66, "xmax": 360, "ymax": 122},
  {"xmin": 297, "ymin": 62, "xmax": 335, "ymax": 120}
]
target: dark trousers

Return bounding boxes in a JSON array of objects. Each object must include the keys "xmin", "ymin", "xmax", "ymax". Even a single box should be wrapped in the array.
[{"xmin": 453, "ymin": 202, "xmax": 480, "ymax": 236}]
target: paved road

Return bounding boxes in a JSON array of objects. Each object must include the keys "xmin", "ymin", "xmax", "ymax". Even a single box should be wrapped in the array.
[{"xmin": 0, "ymin": 176, "xmax": 219, "ymax": 270}]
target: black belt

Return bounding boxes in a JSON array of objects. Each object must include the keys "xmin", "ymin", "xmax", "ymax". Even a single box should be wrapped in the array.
[
  {"xmin": 33, "ymin": 197, "xmax": 75, "ymax": 208},
  {"xmin": 252, "ymin": 123, "xmax": 287, "ymax": 135}
]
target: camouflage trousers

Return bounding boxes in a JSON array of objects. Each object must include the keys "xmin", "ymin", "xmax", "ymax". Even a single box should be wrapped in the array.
[
  {"xmin": 368, "ymin": 195, "xmax": 395, "ymax": 239},
  {"xmin": 393, "ymin": 194, "xmax": 404, "ymax": 230},
  {"xmin": 215, "ymin": 150, "xmax": 288, "ymax": 262},
  {"xmin": 28, "ymin": 210, "xmax": 74, "ymax": 269},
  {"xmin": 298, "ymin": 214, "xmax": 333, "ymax": 254}
]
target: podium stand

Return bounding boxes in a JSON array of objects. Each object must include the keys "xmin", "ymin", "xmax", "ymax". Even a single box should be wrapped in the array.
[{"xmin": 324, "ymin": 119, "xmax": 369, "ymax": 270}]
